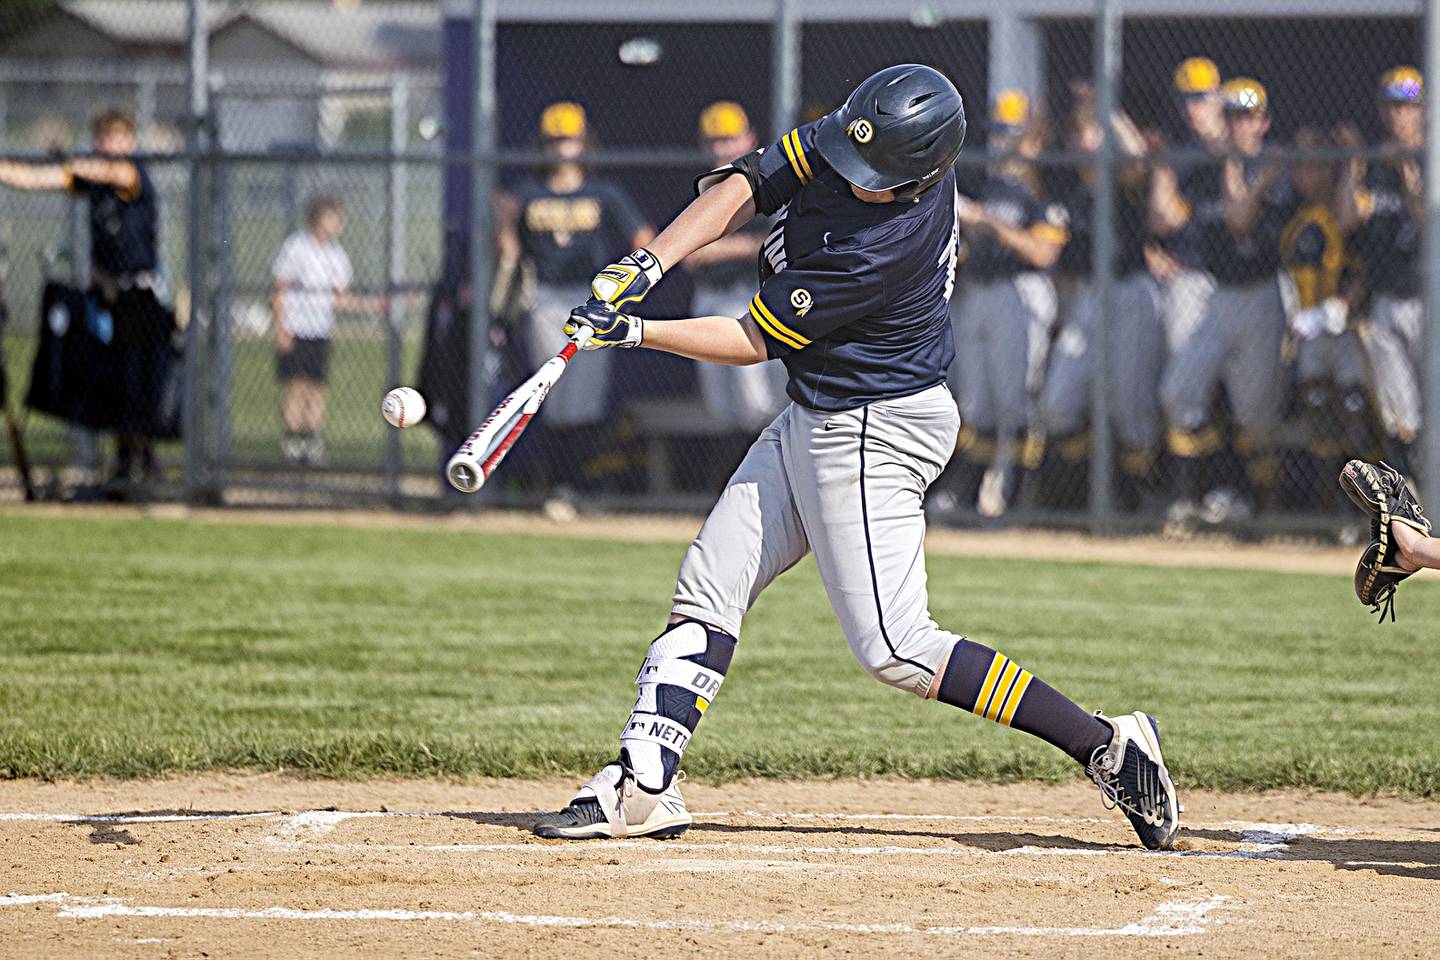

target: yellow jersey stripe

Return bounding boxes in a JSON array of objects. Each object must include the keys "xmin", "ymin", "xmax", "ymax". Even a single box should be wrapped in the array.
[
  {"xmin": 750, "ymin": 294, "xmax": 811, "ymax": 347},
  {"xmin": 998, "ymin": 671, "xmax": 1032, "ymax": 727},
  {"xmin": 781, "ymin": 129, "xmax": 808, "ymax": 183},
  {"xmin": 984, "ymin": 661, "xmax": 1021, "ymax": 722},
  {"xmin": 750, "ymin": 297, "xmax": 805, "ymax": 350},
  {"xmin": 789, "ymin": 128, "xmax": 814, "ymax": 181},
  {"xmin": 972, "ymin": 653, "xmax": 1008, "ymax": 718},
  {"xmin": 1030, "ymin": 223, "xmax": 1069, "ymax": 245}
]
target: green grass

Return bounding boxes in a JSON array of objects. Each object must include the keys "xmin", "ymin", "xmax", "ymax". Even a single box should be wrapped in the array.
[
  {"xmin": 3, "ymin": 330, "xmax": 440, "ymax": 472},
  {"xmin": 2, "ymin": 511, "xmax": 1438, "ymax": 795}
]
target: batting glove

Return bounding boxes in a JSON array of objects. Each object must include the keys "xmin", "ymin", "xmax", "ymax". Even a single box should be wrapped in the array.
[
  {"xmin": 566, "ymin": 300, "xmax": 643, "ymax": 350},
  {"xmin": 590, "ymin": 248, "xmax": 663, "ymax": 308}
]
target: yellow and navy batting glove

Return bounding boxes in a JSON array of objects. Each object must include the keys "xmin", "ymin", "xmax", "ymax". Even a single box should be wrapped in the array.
[
  {"xmin": 590, "ymin": 248, "xmax": 663, "ymax": 308},
  {"xmin": 565, "ymin": 300, "xmax": 643, "ymax": 350}
]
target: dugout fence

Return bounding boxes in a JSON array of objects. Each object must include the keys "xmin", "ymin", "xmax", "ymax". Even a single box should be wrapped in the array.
[{"xmin": 0, "ymin": 0, "xmax": 1434, "ymax": 539}]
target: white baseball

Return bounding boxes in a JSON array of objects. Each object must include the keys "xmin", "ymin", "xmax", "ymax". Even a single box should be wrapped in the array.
[{"xmin": 382, "ymin": 387, "xmax": 427, "ymax": 429}]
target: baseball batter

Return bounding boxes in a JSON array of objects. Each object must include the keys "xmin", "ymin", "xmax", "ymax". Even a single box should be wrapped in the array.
[{"xmin": 532, "ymin": 65, "xmax": 1180, "ymax": 851}]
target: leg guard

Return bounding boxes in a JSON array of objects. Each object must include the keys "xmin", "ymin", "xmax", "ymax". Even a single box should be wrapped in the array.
[{"xmin": 621, "ymin": 618, "xmax": 735, "ymax": 793}]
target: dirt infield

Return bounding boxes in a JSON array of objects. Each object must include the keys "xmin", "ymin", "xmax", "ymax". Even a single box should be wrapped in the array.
[
  {"xmin": 2, "ymin": 775, "xmax": 1436, "ymax": 958},
  {"xmin": 3, "ymin": 502, "xmax": 1363, "ymax": 576}
]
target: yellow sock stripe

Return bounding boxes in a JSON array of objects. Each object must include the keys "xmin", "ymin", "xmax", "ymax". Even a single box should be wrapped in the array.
[
  {"xmin": 971, "ymin": 653, "xmax": 1008, "ymax": 718},
  {"xmin": 984, "ymin": 661, "xmax": 1021, "ymax": 722},
  {"xmin": 750, "ymin": 294, "xmax": 810, "ymax": 347},
  {"xmin": 997, "ymin": 671, "xmax": 1032, "ymax": 727},
  {"xmin": 695, "ymin": 696, "xmax": 709, "ymax": 714},
  {"xmin": 788, "ymin": 128, "xmax": 813, "ymax": 181}
]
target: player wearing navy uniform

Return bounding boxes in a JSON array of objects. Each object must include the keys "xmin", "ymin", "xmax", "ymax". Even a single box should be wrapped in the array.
[
  {"xmin": 1159, "ymin": 78, "xmax": 1295, "ymax": 524},
  {"xmin": 0, "ymin": 109, "xmax": 176, "ymax": 489},
  {"xmin": 495, "ymin": 102, "xmax": 653, "ymax": 492},
  {"xmin": 1148, "ymin": 58, "xmax": 1228, "ymax": 524},
  {"xmin": 948, "ymin": 90, "xmax": 1067, "ymax": 517},
  {"xmin": 531, "ymin": 66, "xmax": 1180, "ymax": 851},
  {"xmin": 1033, "ymin": 87, "xmax": 1164, "ymax": 511},
  {"xmin": 1336, "ymin": 67, "xmax": 1426, "ymax": 477}
]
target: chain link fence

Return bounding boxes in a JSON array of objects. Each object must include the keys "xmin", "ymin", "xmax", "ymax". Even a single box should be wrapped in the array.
[{"xmin": 0, "ymin": 0, "xmax": 1433, "ymax": 537}]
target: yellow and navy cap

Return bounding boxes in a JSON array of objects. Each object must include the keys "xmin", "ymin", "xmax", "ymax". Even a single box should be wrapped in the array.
[
  {"xmin": 991, "ymin": 89, "xmax": 1029, "ymax": 132},
  {"xmin": 699, "ymin": 101, "xmax": 750, "ymax": 139},
  {"xmin": 540, "ymin": 101, "xmax": 586, "ymax": 139},
  {"xmin": 1380, "ymin": 66, "xmax": 1423, "ymax": 103},
  {"xmin": 1221, "ymin": 77, "xmax": 1268, "ymax": 115},
  {"xmin": 1173, "ymin": 57, "xmax": 1221, "ymax": 97}
]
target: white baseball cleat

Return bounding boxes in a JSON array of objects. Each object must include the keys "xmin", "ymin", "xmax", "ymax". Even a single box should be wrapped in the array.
[
  {"xmin": 533, "ymin": 762, "xmax": 691, "ymax": 840},
  {"xmin": 1086, "ymin": 711, "xmax": 1182, "ymax": 850}
]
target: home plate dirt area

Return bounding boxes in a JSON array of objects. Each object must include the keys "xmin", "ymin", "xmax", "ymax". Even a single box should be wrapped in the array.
[{"xmin": 1, "ymin": 776, "xmax": 1436, "ymax": 959}]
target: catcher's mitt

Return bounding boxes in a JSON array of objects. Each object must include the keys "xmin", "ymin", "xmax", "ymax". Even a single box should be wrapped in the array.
[{"xmin": 1338, "ymin": 460, "xmax": 1429, "ymax": 622}]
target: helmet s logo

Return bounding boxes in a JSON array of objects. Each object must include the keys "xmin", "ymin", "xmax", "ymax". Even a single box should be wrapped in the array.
[
  {"xmin": 790, "ymin": 288, "xmax": 813, "ymax": 316},
  {"xmin": 848, "ymin": 118, "xmax": 874, "ymax": 144}
]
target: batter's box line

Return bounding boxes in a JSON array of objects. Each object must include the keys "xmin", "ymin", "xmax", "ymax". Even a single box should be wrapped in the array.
[{"xmin": 0, "ymin": 892, "xmax": 1233, "ymax": 938}]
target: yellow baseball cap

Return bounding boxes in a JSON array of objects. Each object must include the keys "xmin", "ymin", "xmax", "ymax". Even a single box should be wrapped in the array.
[
  {"xmin": 699, "ymin": 101, "xmax": 750, "ymax": 139},
  {"xmin": 1380, "ymin": 66, "xmax": 1424, "ymax": 103},
  {"xmin": 1174, "ymin": 57, "xmax": 1221, "ymax": 97},
  {"xmin": 1221, "ymin": 77, "xmax": 1268, "ymax": 114},
  {"xmin": 991, "ymin": 89, "xmax": 1029, "ymax": 130},
  {"xmin": 540, "ymin": 101, "xmax": 586, "ymax": 139}
]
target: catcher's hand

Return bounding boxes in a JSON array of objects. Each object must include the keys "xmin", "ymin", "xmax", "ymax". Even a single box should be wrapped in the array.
[
  {"xmin": 1339, "ymin": 459, "xmax": 1429, "ymax": 622},
  {"xmin": 565, "ymin": 300, "xmax": 642, "ymax": 350},
  {"xmin": 590, "ymin": 248, "xmax": 663, "ymax": 309}
]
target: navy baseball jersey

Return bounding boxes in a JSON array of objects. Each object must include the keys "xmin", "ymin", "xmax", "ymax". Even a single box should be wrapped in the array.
[
  {"xmin": 1354, "ymin": 160, "xmax": 1421, "ymax": 299},
  {"xmin": 698, "ymin": 121, "xmax": 959, "ymax": 413},
  {"xmin": 1192, "ymin": 159, "xmax": 1295, "ymax": 285},
  {"xmin": 1054, "ymin": 173, "xmax": 1149, "ymax": 278},
  {"xmin": 512, "ymin": 175, "xmax": 648, "ymax": 286},
  {"xmin": 72, "ymin": 160, "xmax": 158, "ymax": 275},
  {"xmin": 1162, "ymin": 138, "xmax": 1221, "ymax": 270},
  {"xmin": 957, "ymin": 171, "xmax": 1069, "ymax": 282}
]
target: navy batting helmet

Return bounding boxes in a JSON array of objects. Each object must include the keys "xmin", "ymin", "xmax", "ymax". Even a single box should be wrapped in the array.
[{"xmin": 814, "ymin": 64, "xmax": 967, "ymax": 199}]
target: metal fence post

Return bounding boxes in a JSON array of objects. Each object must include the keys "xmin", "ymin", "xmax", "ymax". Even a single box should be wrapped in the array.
[
  {"xmin": 385, "ymin": 76, "xmax": 410, "ymax": 503},
  {"xmin": 1423, "ymin": 4, "xmax": 1440, "ymax": 497},
  {"xmin": 466, "ymin": 0, "xmax": 497, "ymax": 501},
  {"xmin": 183, "ymin": 0, "xmax": 209, "ymax": 500},
  {"xmin": 1088, "ymin": 0, "xmax": 1120, "ymax": 534},
  {"xmin": 772, "ymin": 0, "xmax": 800, "ymax": 139}
]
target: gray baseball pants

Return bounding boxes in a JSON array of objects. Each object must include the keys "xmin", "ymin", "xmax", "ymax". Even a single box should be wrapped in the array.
[
  {"xmin": 670, "ymin": 383, "xmax": 961, "ymax": 698},
  {"xmin": 1160, "ymin": 277, "xmax": 1286, "ymax": 436},
  {"xmin": 1039, "ymin": 273, "xmax": 1165, "ymax": 451},
  {"xmin": 1360, "ymin": 294, "xmax": 1423, "ymax": 442}
]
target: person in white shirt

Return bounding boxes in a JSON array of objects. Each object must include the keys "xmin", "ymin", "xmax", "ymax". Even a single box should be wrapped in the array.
[{"xmin": 272, "ymin": 196, "xmax": 353, "ymax": 464}]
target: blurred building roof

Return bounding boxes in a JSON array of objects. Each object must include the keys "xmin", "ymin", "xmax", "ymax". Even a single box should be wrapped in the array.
[{"xmin": 3, "ymin": 1, "xmax": 441, "ymax": 69}]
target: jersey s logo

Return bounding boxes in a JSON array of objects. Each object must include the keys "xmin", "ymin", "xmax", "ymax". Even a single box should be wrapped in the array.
[
  {"xmin": 847, "ymin": 118, "xmax": 874, "ymax": 144},
  {"xmin": 790, "ymin": 288, "xmax": 813, "ymax": 316}
]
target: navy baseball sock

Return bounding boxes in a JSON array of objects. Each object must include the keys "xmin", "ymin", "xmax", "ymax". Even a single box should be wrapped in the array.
[{"xmin": 937, "ymin": 639, "xmax": 1112, "ymax": 766}]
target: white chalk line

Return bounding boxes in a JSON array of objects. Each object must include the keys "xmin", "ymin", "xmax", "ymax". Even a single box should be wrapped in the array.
[
  {"xmin": 0, "ymin": 811, "xmax": 278, "ymax": 825},
  {"xmin": 4, "ymin": 891, "xmax": 1232, "ymax": 938}
]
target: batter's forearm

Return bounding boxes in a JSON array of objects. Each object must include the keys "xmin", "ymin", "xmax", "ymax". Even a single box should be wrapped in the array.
[
  {"xmin": 648, "ymin": 175, "xmax": 756, "ymax": 272},
  {"xmin": 643, "ymin": 314, "xmax": 769, "ymax": 366}
]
